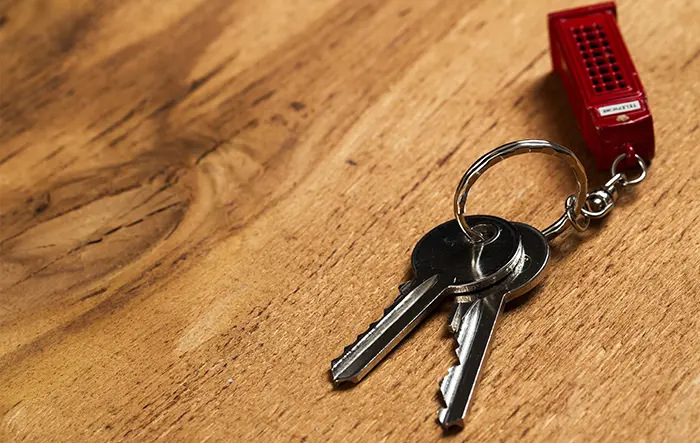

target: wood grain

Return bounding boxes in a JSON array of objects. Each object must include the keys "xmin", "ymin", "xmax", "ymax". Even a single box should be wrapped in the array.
[{"xmin": 1, "ymin": 0, "xmax": 699, "ymax": 441}]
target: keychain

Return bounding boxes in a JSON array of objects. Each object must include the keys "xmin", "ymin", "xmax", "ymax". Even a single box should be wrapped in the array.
[{"xmin": 331, "ymin": 2, "xmax": 653, "ymax": 430}]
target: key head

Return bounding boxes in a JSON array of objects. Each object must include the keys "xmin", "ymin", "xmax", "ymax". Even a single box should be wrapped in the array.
[
  {"xmin": 503, "ymin": 222, "xmax": 550, "ymax": 302},
  {"xmin": 449, "ymin": 221, "xmax": 550, "ymax": 332},
  {"xmin": 411, "ymin": 215, "xmax": 522, "ymax": 293}
]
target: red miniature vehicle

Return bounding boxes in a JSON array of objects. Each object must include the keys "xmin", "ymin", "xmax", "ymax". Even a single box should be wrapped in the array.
[{"xmin": 548, "ymin": 2, "xmax": 654, "ymax": 169}]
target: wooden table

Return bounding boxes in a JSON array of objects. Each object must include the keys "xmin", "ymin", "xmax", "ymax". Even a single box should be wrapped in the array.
[{"xmin": 1, "ymin": 0, "xmax": 699, "ymax": 441}]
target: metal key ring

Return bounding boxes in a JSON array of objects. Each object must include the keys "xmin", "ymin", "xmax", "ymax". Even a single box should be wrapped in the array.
[
  {"xmin": 611, "ymin": 152, "xmax": 647, "ymax": 186},
  {"xmin": 453, "ymin": 140, "xmax": 588, "ymax": 243}
]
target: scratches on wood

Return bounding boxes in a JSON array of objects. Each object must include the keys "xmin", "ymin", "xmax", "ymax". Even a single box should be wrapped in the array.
[
  {"xmin": 680, "ymin": 47, "xmax": 700, "ymax": 71},
  {"xmin": 437, "ymin": 137, "xmax": 467, "ymax": 167}
]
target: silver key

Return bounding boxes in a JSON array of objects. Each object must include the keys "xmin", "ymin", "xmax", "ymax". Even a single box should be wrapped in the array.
[
  {"xmin": 438, "ymin": 222, "xmax": 550, "ymax": 429},
  {"xmin": 331, "ymin": 215, "xmax": 524, "ymax": 384}
]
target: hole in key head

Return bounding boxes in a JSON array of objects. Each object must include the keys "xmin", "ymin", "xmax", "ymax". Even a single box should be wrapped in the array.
[
  {"xmin": 471, "ymin": 223, "xmax": 500, "ymax": 244},
  {"xmin": 599, "ymin": 66, "xmax": 609, "ymax": 74}
]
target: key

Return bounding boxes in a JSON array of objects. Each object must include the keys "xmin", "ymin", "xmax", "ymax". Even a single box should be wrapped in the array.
[
  {"xmin": 331, "ymin": 215, "xmax": 524, "ymax": 384},
  {"xmin": 438, "ymin": 222, "xmax": 550, "ymax": 429}
]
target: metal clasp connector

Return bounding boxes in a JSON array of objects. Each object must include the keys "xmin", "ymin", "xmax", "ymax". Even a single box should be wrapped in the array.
[
  {"xmin": 582, "ymin": 174, "xmax": 622, "ymax": 219},
  {"xmin": 579, "ymin": 153, "xmax": 647, "ymax": 223}
]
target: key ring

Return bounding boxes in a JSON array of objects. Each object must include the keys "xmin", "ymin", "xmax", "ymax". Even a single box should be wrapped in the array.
[
  {"xmin": 611, "ymin": 152, "xmax": 647, "ymax": 186},
  {"xmin": 453, "ymin": 139, "xmax": 588, "ymax": 243}
]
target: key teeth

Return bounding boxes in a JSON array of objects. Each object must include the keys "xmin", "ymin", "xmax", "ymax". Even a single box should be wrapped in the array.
[
  {"xmin": 439, "ymin": 366, "xmax": 456, "ymax": 400},
  {"xmin": 438, "ymin": 408, "xmax": 465, "ymax": 430},
  {"xmin": 397, "ymin": 280, "xmax": 412, "ymax": 295},
  {"xmin": 437, "ymin": 408, "xmax": 447, "ymax": 426},
  {"xmin": 331, "ymin": 279, "xmax": 420, "ymax": 384},
  {"xmin": 438, "ymin": 364, "xmax": 467, "ymax": 431},
  {"xmin": 437, "ymin": 325, "xmax": 469, "ymax": 427},
  {"xmin": 396, "ymin": 279, "xmax": 416, "ymax": 302},
  {"xmin": 331, "ymin": 318, "xmax": 381, "ymax": 370},
  {"xmin": 333, "ymin": 280, "xmax": 413, "ymax": 357},
  {"xmin": 331, "ymin": 283, "xmax": 410, "ymax": 382},
  {"xmin": 452, "ymin": 333, "xmax": 467, "ymax": 364}
]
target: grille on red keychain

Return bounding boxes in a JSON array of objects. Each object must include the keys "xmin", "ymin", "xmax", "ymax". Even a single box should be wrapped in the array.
[{"xmin": 548, "ymin": 2, "xmax": 654, "ymax": 170}]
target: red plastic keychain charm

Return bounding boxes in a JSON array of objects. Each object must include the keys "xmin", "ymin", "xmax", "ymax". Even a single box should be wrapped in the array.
[{"xmin": 548, "ymin": 2, "xmax": 654, "ymax": 170}]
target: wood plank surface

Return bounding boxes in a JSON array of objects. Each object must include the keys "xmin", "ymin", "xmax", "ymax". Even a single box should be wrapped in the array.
[{"xmin": 1, "ymin": 0, "xmax": 699, "ymax": 441}]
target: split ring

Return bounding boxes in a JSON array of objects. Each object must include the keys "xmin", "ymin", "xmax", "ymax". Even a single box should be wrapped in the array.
[
  {"xmin": 453, "ymin": 139, "xmax": 588, "ymax": 243},
  {"xmin": 611, "ymin": 153, "xmax": 647, "ymax": 186}
]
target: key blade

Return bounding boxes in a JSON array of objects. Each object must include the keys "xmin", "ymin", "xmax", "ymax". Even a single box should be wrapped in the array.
[
  {"xmin": 439, "ymin": 222, "xmax": 549, "ymax": 430},
  {"xmin": 447, "ymin": 294, "xmax": 480, "ymax": 334},
  {"xmin": 331, "ymin": 274, "xmax": 452, "ymax": 384},
  {"xmin": 438, "ymin": 292, "xmax": 506, "ymax": 429}
]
